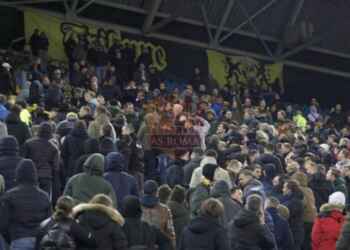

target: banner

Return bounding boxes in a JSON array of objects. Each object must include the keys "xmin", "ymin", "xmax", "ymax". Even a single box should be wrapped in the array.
[
  {"xmin": 207, "ymin": 50, "xmax": 284, "ymax": 89},
  {"xmin": 24, "ymin": 10, "xmax": 168, "ymax": 71}
]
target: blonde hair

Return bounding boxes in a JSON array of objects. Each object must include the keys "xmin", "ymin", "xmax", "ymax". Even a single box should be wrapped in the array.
[{"xmin": 90, "ymin": 194, "xmax": 113, "ymax": 208}]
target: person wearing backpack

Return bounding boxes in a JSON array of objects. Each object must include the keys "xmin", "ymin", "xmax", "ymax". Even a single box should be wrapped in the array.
[
  {"xmin": 36, "ymin": 196, "xmax": 97, "ymax": 250},
  {"xmin": 73, "ymin": 194, "xmax": 127, "ymax": 250}
]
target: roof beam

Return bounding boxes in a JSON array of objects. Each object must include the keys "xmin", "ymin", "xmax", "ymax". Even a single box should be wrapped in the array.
[
  {"xmin": 76, "ymin": 0, "xmax": 94, "ymax": 14},
  {"xmin": 236, "ymin": 0, "xmax": 273, "ymax": 57},
  {"xmin": 142, "ymin": 0, "xmax": 162, "ymax": 34},
  {"xmin": 275, "ymin": 0, "xmax": 305, "ymax": 56},
  {"xmin": 147, "ymin": 14, "xmax": 179, "ymax": 34},
  {"xmin": 219, "ymin": 0, "xmax": 276, "ymax": 43},
  {"xmin": 201, "ymin": 5, "xmax": 214, "ymax": 45},
  {"xmin": 214, "ymin": 0, "xmax": 236, "ymax": 43}
]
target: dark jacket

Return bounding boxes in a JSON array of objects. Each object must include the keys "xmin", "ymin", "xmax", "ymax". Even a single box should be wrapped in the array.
[
  {"xmin": 74, "ymin": 203, "xmax": 127, "ymax": 250},
  {"xmin": 104, "ymin": 152, "xmax": 139, "ymax": 207},
  {"xmin": 178, "ymin": 215, "xmax": 230, "ymax": 250},
  {"xmin": 21, "ymin": 136, "xmax": 59, "ymax": 179},
  {"xmin": 74, "ymin": 138, "xmax": 99, "ymax": 174},
  {"xmin": 167, "ymin": 200, "xmax": 190, "ymax": 246},
  {"xmin": 308, "ymin": 172, "xmax": 334, "ymax": 210},
  {"xmin": 64, "ymin": 153, "xmax": 117, "ymax": 206},
  {"xmin": 183, "ymin": 157, "xmax": 202, "ymax": 188},
  {"xmin": 61, "ymin": 127, "xmax": 89, "ymax": 179},
  {"xmin": 0, "ymin": 136, "xmax": 23, "ymax": 191},
  {"xmin": 0, "ymin": 159, "xmax": 51, "ymax": 241},
  {"xmin": 230, "ymin": 209, "xmax": 275, "ymax": 250},
  {"xmin": 333, "ymin": 177, "xmax": 348, "ymax": 201},
  {"xmin": 282, "ymin": 191, "xmax": 305, "ymax": 248},
  {"xmin": 123, "ymin": 217, "xmax": 157, "ymax": 250},
  {"xmin": 5, "ymin": 113, "xmax": 31, "ymax": 146},
  {"xmin": 337, "ymin": 214, "xmax": 350, "ymax": 250},
  {"xmin": 266, "ymin": 207, "xmax": 294, "ymax": 250},
  {"xmin": 257, "ymin": 153, "xmax": 283, "ymax": 174},
  {"xmin": 190, "ymin": 182, "xmax": 211, "ymax": 218},
  {"xmin": 211, "ymin": 181, "xmax": 241, "ymax": 228},
  {"xmin": 35, "ymin": 217, "xmax": 97, "ymax": 250},
  {"xmin": 165, "ymin": 159, "xmax": 185, "ymax": 188}
]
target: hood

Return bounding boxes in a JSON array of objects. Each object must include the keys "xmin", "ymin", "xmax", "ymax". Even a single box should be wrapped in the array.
[
  {"xmin": 84, "ymin": 138, "xmax": 99, "ymax": 154},
  {"xmin": 83, "ymin": 153, "xmax": 104, "ymax": 176},
  {"xmin": 16, "ymin": 159, "xmax": 38, "ymax": 185},
  {"xmin": 320, "ymin": 203, "xmax": 345, "ymax": 214},
  {"xmin": 188, "ymin": 216, "xmax": 219, "ymax": 234},
  {"xmin": 106, "ymin": 152, "xmax": 125, "ymax": 172},
  {"xmin": 70, "ymin": 126, "xmax": 88, "ymax": 138},
  {"xmin": 5, "ymin": 112, "xmax": 21, "ymax": 124},
  {"xmin": 0, "ymin": 135, "xmax": 19, "ymax": 155},
  {"xmin": 73, "ymin": 203, "xmax": 124, "ymax": 227},
  {"xmin": 293, "ymin": 171, "xmax": 308, "ymax": 187},
  {"xmin": 211, "ymin": 180, "xmax": 230, "ymax": 198},
  {"xmin": 141, "ymin": 195, "xmax": 160, "ymax": 208},
  {"xmin": 234, "ymin": 209, "xmax": 259, "ymax": 228},
  {"xmin": 122, "ymin": 195, "xmax": 142, "ymax": 218},
  {"xmin": 38, "ymin": 122, "xmax": 53, "ymax": 139}
]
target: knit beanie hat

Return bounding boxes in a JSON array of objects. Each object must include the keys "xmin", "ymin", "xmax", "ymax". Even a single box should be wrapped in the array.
[{"xmin": 329, "ymin": 192, "xmax": 346, "ymax": 207}]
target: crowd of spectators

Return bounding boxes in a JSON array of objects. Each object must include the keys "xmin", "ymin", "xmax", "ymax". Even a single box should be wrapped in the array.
[{"xmin": 1, "ymin": 29, "xmax": 350, "ymax": 250}]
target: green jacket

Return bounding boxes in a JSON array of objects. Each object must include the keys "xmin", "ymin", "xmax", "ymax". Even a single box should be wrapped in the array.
[
  {"xmin": 334, "ymin": 177, "xmax": 348, "ymax": 201},
  {"xmin": 64, "ymin": 153, "xmax": 117, "ymax": 207},
  {"xmin": 190, "ymin": 182, "xmax": 210, "ymax": 219}
]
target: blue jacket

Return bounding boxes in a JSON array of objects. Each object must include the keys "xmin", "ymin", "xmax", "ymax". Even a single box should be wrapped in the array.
[
  {"xmin": 0, "ymin": 105, "xmax": 9, "ymax": 122},
  {"xmin": 266, "ymin": 207, "xmax": 294, "ymax": 250},
  {"xmin": 104, "ymin": 152, "xmax": 139, "ymax": 207}
]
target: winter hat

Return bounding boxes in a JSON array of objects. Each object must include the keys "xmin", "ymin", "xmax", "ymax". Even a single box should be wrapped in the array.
[
  {"xmin": 319, "ymin": 144, "xmax": 330, "ymax": 152},
  {"xmin": 0, "ymin": 136, "xmax": 19, "ymax": 153},
  {"xmin": 83, "ymin": 153, "xmax": 105, "ymax": 176},
  {"xmin": 329, "ymin": 192, "xmax": 346, "ymax": 207},
  {"xmin": 16, "ymin": 159, "xmax": 38, "ymax": 185},
  {"xmin": 106, "ymin": 152, "xmax": 125, "ymax": 172},
  {"xmin": 144, "ymin": 180, "xmax": 159, "ymax": 195},
  {"xmin": 202, "ymin": 163, "xmax": 217, "ymax": 182},
  {"xmin": 170, "ymin": 185, "xmax": 186, "ymax": 204},
  {"xmin": 122, "ymin": 195, "xmax": 142, "ymax": 218},
  {"xmin": 200, "ymin": 156, "xmax": 217, "ymax": 168}
]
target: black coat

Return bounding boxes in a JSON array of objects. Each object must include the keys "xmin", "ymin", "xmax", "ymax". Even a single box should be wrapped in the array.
[
  {"xmin": 123, "ymin": 217, "xmax": 156, "ymax": 249},
  {"xmin": 21, "ymin": 137, "xmax": 60, "ymax": 179},
  {"xmin": 5, "ymin": 113, "xmax": 31, "ymax": 146},
  {"xmin": 35, "ymin": 217, "xmax": 97, "ymax": 250},
  {"xmin": 230, "ymin": 209, "xmax": 275, "ymax": 250},
  {"xmin": 183, "ymin": 157, "xmax": 201, "ymax": 188},
  {"xmin": 282, "ymin": 191, "xmax": 305, "ymax": 248},
  {"xmin": 257, "ymin": 153, "xmax": 283, "ymax": 175},
  {"xmin": 0, "ymin": 136, "xmax": 23, "ymax": 191},
  {"xmin": 178, "ymin": 216, "xmax": 230, "ymax": 250},
  {"xmin": 167, "ymin": 201, "xmax": 190, "ymax": 246},
  {"xmin": 165, "ymin": 160, "xmax": 185, "ymax": 188},
  {"xmin": 61, "ymin": 127, "xmax": 89, "ymax": 179},
  {"xmin": 0, "ymin": 184, "xmax": 51, "ymax": 241},
  {"xmin": 74, "ymin": 204, "xmax": 127, "ymax": 250},
  {"xmin": 308, "ymin": 172, "xmax": 334, "ymax": 210}
]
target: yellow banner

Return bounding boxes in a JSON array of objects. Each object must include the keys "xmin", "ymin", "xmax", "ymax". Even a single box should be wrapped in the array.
[
  {"xmin": 24, "ymin": 10, "xmax": 168, "ymax": 71},
  {"xmin": 207, "ymin": 50, "xmax": 283, "ymax": 88}
]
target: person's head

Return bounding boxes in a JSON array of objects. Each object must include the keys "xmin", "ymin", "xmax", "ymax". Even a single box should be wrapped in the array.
[
  {"xmin": 277, "ymin": 204, "xmax": 290, "ymax": 220},
  {"xmin": 328, "ymin": 191, "xmax": 346, "ymax": 210},
  {"xmin": 74, "ymin": 120, "xmax": 86, "ymax": 131},
  {"xmin": 122, "ymin": 195, "xmax": 142, "ymax": 218},
  {"xmin": 191, "ymin": 147, "xmax": 203, "ymax": 160},
  {"xmin": 246, "ymin": 194, "xmax": 263, "ymax": 215},
  {"xmin": 304, "ymin": 160, "xmax": 317, "ymax": 175},
  {"xmin": 202, "ymin": 163, "xmax": 217, "ymax": 183},
  {"xmin": 251, "ymin": 164, "xmax": 263, "ymax": 179},
  {"xmin": 90, "ymin": 194, "xmax": 113, "ymax": 208},
  {"xmin": 53, "ymin": 196, "xmax": 75, "ymax": 220},
  {"xmin": 169, "ymin": 185, "xmax": 186, "ymax": 204},
  {"xmin": 158, "ymin": 184, "xmax": 172, "ymax": 204},
  {"xmin": 83, "ymin": 153, "xmax": 105, "ymax": 176},
  {"xmin": 38, "ymin": 122, "xmax": 53, "ymax": 139},
  {"xmin": 144, "ymin": 180, "xmax": 159, "ymax": 197},
  {"xmin": 200, "ymin": 198, "xmax": 224, "ymax": 218},
  {"xmin": 326, "ymin": 167, "xmax": 341, "ymax": 182},
  {"xmin": 16, "ymin": 159, "xmax": 38, "ymax": 185},
  {"xmin": 238, "ymin": 169, "xmax": 254, "ymax": 187},
  {"xmin": 338, "ymin": 149, "xmax": 350, "ymax": 161},
  {"xmin": 265, "ymin": 196, "xmax": 280, "ymax": 209},
  {"xmin": 283, "ymin": 180, "xmax": 301, "ymax": 196},
  {"xmin": 230, "ymin": 186, "xmax": 243, "ymax": 203},
  {"xmin": 286, "ymin": 161, "xmax": 300, "ymax": 174}
]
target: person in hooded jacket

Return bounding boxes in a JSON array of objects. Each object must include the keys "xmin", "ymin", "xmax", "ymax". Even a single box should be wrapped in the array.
[
  {"xmin": 141, "ymin": 180, "xmax": 175, "ymax": 250},
  {"xmin": 312, "ymin": 192, "xmax": 345, "ymax": 250},
  {"xmin": 0, "ymin": 159, "xmax": 51, "ymax": 250},
  {"xmin": 178, "ymin": 198, "xmax": 229, "ymax": 250},
  {"xmin": 238, "ymin": 169, "xmax": 266, "ymax": 203},
  {"xmin": 74, "ymin": 138, "xmax": 99, "ymax": 174},
  {"xmin": 291, "ymin": 171, "xmax": 317, "ymax": 250},
  {"xmin": 211, "ymin": 180, "xmax": 239, "ymax": 230},
  {"xmin": 5, "ymin": 105, "xmax": 31, "ymax": 146},
  {"xmin": 36, "ymin": 196, "xmax": 97, "ymax": 250},
  {"xmin": 282, "ymin": 180, "xmax": 305, "ymax": 250},
  {"xmin": 21, "ymin": 122, "xmax": 59, "ymax": 198},
  {"xmin": 74, "ymin": 194, "xmax": 127, "ymax": 250},
  {"xmin": 183, "ymin": 148, "xmax": 203, "ymax": 188},
  {"xmin": 0, "ymin": 136, "xmax": 23, "ymax": 191},
  {"xmin": 229, "ymin": 194, "xmax": 275, "ymax": 250},
  {"xmin": 104, "ymin": 152, "xmax": 139, "ymax": 206},
  {"xmin": 122, "ymin": 195, "xmax": 157, "ymax": 250},
  {"xmin": 167, "ymin": 185, "xmax": 190, "ymax": 247},
  {"xmin": 265, "ymin": 196, "xmax": 294, "ymax": 250},
  {"xmin": 64, "ymin": 153, "xmax": 117, "ymax": 207},
  {"xmin": 61, "ymin": 120, "xmax": 89, "ymax": 181},
  {"xmin": 165, "ymin": 152, "xmax": 187, "ymax": 188}
]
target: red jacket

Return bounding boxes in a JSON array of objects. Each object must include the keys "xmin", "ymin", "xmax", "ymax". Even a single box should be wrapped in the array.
[{"xmin": 312, "ymin": 204, "xmax": 345, "ymax": 250}]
